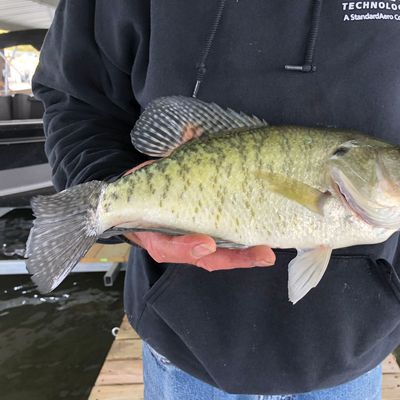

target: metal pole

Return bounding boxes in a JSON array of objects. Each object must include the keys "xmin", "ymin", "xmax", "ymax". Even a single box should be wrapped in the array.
[
  {"xmin": 103, "ymin": 262, "xmax": 123, "ymax": 287},
  {"xmin": 0, "ymin": 49, "xmax": 5, "ymax": 95},
  {"xmin": 0, "ymin": 50, "xmax": 25, "ymax": 93},
  {"xmin": 3, "ymin": 51, "xmax": 8, "ymax": 95}
]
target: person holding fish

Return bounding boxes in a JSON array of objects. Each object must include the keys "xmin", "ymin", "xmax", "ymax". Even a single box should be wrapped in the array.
[{"xmin": 30, "ymin": 0, "xmax": 400, "ymax": 399}]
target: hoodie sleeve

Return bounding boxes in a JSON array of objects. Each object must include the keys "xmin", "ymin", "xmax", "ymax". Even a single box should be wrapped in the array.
[{"xmin": 32, "ymin": 0, "xmax": 148, "ymax": 191}]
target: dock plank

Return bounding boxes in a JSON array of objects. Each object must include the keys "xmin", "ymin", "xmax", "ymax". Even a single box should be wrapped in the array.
[
  {"xmin": 382, "ymin": 374, "xmax": 400, "ymax": 400},
  {"xmin": 88, "ymin": 384, "xmax": 144, "ymax": 400},
  {"xmin": 108, "ymin": 339, "xmax": 142, "ymax": 360},
  {"xmin": 382, "ymin": 354, "xmax": 400, "ymax": 374},
  {"xmin": 81, "ymin": 243, "xmax": 131, "ymax": 263},
  {"xmin": 95, "ymin": 359, "xmax": 143, "ymax": 386},
  {"xmin": 116, "ymin": 317, "xmax": 139, "ymax": 340}
]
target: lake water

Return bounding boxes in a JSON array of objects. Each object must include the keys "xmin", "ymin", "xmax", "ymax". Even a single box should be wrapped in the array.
[{"xmin": 0, "ymin": 272, "xmax": 125, "ymax": 400}]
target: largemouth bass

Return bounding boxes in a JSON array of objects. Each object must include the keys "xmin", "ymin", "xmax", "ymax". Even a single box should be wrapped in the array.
[{"xmin": 25, "ymin": 96, "xmax": 400, "ymax": 303}]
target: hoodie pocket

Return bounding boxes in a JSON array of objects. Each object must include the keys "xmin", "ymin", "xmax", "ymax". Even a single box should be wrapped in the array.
[
  {"xmin": 374, "ymin": 258, "xmax": 400, "ymax": 303},
  {"xmin": 135, "ymin": 251, "xmax": 400, "ymax": 395},
  {"xmin": 124, "ymin": 247, "xmax": 179, "ymax": 325}
]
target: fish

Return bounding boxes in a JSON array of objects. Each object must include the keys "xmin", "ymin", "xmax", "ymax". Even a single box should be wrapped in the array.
[{"xmin": 25, "ymin": 96, "xmax": 400, "ymax": 303}]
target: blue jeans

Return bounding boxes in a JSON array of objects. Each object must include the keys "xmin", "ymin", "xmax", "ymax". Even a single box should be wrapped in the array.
[{"xmin": 143, "ymin": 342, "xmax": 382, "ymax": 400}]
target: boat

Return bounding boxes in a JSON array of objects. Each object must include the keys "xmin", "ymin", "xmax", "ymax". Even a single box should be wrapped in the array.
[
  {"xmin": 0, "ymin": 29, "xmax": 54, "ymax": 208},
  {"xmin": 0, "ymin": 116, "xmax": 54, "ymax": 208}
]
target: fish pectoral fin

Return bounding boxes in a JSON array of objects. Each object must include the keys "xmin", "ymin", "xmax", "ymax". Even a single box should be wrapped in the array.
[
  {"xmin": 288, "ymin": 246, "xmax": 332, "ymax": 304},
  {"xmin": 101, "ymin": 226, "xmax": 193, "ymax": 238},
  {"xmin": 256, "ymin": 171, "xmax": 330, "ymax": 215},
  {"xmin": 131, "ymin": 96, "xmax": 267, "ymax": 157},
  {"xmin": 214, "ymin": 239, "xmax": 248, "ymax": 249}
]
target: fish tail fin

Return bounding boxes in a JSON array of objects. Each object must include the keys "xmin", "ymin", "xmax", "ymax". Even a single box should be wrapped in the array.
[{"xmin": 25, "ymin": 181, "xmax": 105, "ymax": 293}]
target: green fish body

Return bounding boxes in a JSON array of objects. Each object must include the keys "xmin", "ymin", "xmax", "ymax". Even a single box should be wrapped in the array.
[
  {"xmin": 26, "ymin": 97, "xmax": 400, "ymax": 303},
  {"xmin": 101, "ymin": 126, "xmax": 393, "ymax": 250}
]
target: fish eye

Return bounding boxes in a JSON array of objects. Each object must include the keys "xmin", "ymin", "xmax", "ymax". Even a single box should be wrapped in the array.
[{"xmin": 332, "ymin": 146, "xmax": 350, "ymax": 157}]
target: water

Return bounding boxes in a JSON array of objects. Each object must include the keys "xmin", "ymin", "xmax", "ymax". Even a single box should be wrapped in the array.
[
  {"xmin": 0, "ymin": 208, "xmax": 33, "ymax": 258},
  {"xmin": 0, "ymin": 272, "xmax": 125, "ymax": 400}
]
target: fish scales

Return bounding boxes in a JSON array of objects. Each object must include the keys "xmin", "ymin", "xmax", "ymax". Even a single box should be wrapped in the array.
[{"xmin": 98, "ymin": 127, "xmax": 391, "ymax": 250}]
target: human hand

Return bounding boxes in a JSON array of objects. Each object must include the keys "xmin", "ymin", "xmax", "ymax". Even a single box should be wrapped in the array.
[{"xmin": 123, "ymin": 162, "xmax": 276, "ymax": 271}]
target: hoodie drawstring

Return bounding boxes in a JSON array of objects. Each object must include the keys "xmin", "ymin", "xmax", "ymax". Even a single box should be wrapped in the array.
[
  {"xmin": 192, "ymin": 0, "xmax": 323, "ymax": 97},
  {"xmin": 192, "ymin": 0, "xmax": 226, "ymax": 98},
  {"xmin": 285, "ymin": 0, "xmax": 323, "ymax": 73}
]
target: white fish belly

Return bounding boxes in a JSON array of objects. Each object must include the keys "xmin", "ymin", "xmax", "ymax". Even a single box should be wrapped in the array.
[{"xmin": 100, "ymin": 186, "xmax": 394, "ymax": 251}]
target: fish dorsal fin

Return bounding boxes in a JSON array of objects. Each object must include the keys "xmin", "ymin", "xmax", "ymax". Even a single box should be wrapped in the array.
[
  {"xmin": 131, "ymin": 96, "xmax": 267, "ymax": 157},
  {"xmin": 288, "ymin": 247, "xmax": 332, "ymax": 304},
  {"xmin": 256, "ymin": 171, "xmax": 330, "ymax": 215}
]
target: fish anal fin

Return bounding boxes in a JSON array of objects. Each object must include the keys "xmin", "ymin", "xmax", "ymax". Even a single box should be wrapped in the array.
[
  {"xmin": 101, "ymin": 227, "xmax": 247, "ymax": 248},
  {"xmin": 256, "ymin": 171, "xmax": 329, "ymax": 215},
  {"xmin": 288, "ymin": 246, "xmax": 332, "ymax": 304}
]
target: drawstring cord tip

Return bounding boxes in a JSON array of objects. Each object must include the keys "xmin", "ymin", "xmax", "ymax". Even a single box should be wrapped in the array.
[
  {"xmin": 284, "ymin": 64, "xmax": 317, "ymax": 72},
  {"xmin": 192, "ymin": 80, "xmax": 202, "ymax": 98},
  {"xmin": 192, "ymin": 63, "xmax": 207, "ymax": 98}
]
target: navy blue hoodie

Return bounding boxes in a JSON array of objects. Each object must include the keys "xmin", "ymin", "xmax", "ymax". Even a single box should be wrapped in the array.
[{"xmin": 33, "ymin": 0, "xmax": 400, "ymax": 395}]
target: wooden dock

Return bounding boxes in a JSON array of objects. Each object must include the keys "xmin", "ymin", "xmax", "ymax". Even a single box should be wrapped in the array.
[
  {"xmin": 89, "ymin": 315, "xmax": 400, "ymax": 400},
  {"xmin": 383, "ymin": 356, "xmax": 400, "ymax": 400},
  {"xmin": 89, "ymin": 316, "xmax": 143, "ymax": 400},
  {"xmin": 82, "ymin": 243, "xmax": 131, "ymax": 264}
]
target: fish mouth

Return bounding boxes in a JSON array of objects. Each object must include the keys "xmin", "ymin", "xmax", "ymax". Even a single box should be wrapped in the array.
[
  {"xmin": 330, "ymin": 167, "xmax": 400, "ymax": 230},
  {"xmin": 331, "ymin": 175, "xmax": 369, "ymax": 224}
]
